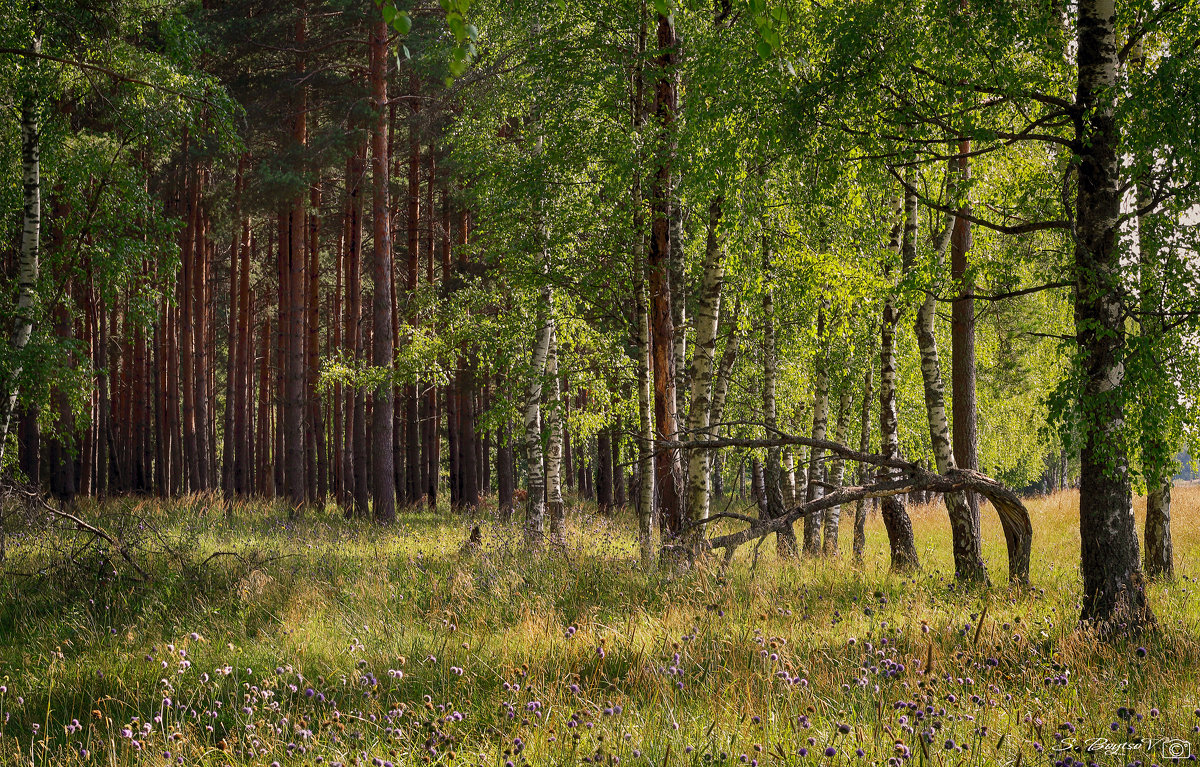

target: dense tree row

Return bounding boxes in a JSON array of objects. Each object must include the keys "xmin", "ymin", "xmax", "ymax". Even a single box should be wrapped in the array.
[{"xmin": 4, "ymin": 0, "xmax": 1200, "ymax": 636}]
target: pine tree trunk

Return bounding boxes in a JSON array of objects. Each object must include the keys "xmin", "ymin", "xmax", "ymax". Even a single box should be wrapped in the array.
[
  {"xmin": 180, "ymin": 164, "xmax": 200, "ymax": 492},
  {"xmin": 234, "ymin": 196, "xmax": 253, "ymax": 495},
  {"xmin": 345, "ymin": 146, "xmax": 368, "ymax": 515},
  {"xmin": 422, "ymin": 148, "xmax": 438, "ymax": 507},
  {"xmin": 309, "ymin": 182, "xmax": 327, "ymax": 501},
  {"xmin": 648, "ymin": 8, "xmax": 684, "ymax": 539},
  {"xmin": 223, "ymin": 159, "xmax": 245, "ymax": 499},
  {"xmin": 192, "ymin": 174, "xmax": 213, "ymax": 492},
  {"xmin": 369, "ymin": 12, "xmax": 396, "ymax": 523},
  {"xmin": 950, "ymin": 141, "xmax": 982, "ymax": 540}
]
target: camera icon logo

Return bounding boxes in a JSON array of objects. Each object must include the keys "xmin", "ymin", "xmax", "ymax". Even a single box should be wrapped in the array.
[{"xmin": 1161, "ymin": 739, "xmax": 1191, "ymax": 760}]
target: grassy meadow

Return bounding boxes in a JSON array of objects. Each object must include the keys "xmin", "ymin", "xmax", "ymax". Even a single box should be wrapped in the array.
[{"xmin": 0, "ymin": 487, "xmax": 1198, "ymax": 766}]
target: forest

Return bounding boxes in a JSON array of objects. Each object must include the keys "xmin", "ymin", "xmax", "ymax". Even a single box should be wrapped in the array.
[{"xmin": 2, "ymin": 0, "xmax": 1200, "ymax": 765}]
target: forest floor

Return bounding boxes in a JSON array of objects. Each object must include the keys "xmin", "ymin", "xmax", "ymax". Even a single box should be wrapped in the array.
[{"xmin": 0, "ymin": 487, "xmax": 1198, "ymax": 766}]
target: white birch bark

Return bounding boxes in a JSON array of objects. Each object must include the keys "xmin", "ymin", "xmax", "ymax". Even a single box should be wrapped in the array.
[
  {"xmin": 878, "ymin": 189, "xmax": 920, "ymax": 571},
  {"xmin": 708, "ymin": 299, "xmax": 739, "ymax": 429},
  {"xmin": 636, "ymin": 278, "xmax": 655, "ymax": 563},
  {"xmin": 802, "ymin": 306, "xmax": 830, "ymax": 555},
  {"xmin": 545, "ymin": 323, "xmax": 564, "ymax": 542},
  {"xmin": 852, "ymin": 355, "xmax": 874, "ymax": 564},
  {"xmin": 822, "ymin": 387, "xmax": 852, "ymax": 555},
  {"xmin": 913, "ymin": 168, "xmax": 989, "ymax": 583},
  {"xmin": 524, "ymin": 284, "xmax": 554, "ymax": 542},
  {"xmin": 0, "ymin": 36, "xmax": 41, "ymax": 466},
  {"xmin": 762, "ymin": 238, "xmax": 797, "ymax": 556},
  {"xmin": 683, "ymin": 197, "xmax": 724, "ymax": 544}
]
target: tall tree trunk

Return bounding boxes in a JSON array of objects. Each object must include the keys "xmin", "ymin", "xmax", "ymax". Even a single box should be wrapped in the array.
[
  {"xmin": 234, "ymin": 200, "xmax": 253, "ymax": 495},
  {"xmin": 852, "ymin": 355, "xmax": 874, "ymax": 565},
  {"xmin": 2, "ymin": 47, "xmax": 40, "ymax": 466},
  {"xmin": 762, "ymin": 237, "xmax": 798, "ymax": 557},
  {"xmin": 546, "ymin": 326, "xmax": 564, "ymax": 540},
  {"xmin": 879, "ymin": 192, "xmax": 920, "ymax": 572},
  {"xmin": 1074, "ymin": 0, "xmax": 1152, "ymax": 633},
  {"xmin": 597, "ymin": 427, "xmax": 613, "ymax": 513},
  {"xmin": 636, "ymin": 277, "xmax": 655, "ymax": 564},
  {"xmin": 709, "ymin": 299, "xmax": 739, "ymax": 430},
  {"xmin": 1131, "ymin": 41, "xmax": 1174, "ymax": 579},
  {"xmin": 369, "ymin": 11, "xmax": 396, "ymax": 523},
  {"xmin": 404, "ymin": 105, "xmax": 421, "ymax": 507},
  {"xmin": 281, "ymin": 14, "xmax": 308, "ymax": 508},
  {"xmin": 223, "ymin": 158, "xmax": 245, "ymax": 499},
  {"xmin": 612, "ymin": 414, "xmax": 625, "ymax": 507},
  {"xmin": 180, "ymin": 164, "xmax": 200, "ymax": 492},
  {"xmin": 498, "ymin": 416, "xmax": 514, "ymax": 521},
  {"xmin": 802, "ymin": 306, "xmax": 830, "ymax": 555},
  {"xmin": 524, "ymin": 286, "xmax": 554, "ymax": 541},
  {"xmin": 345, "ymin": 146, "xmax": 368, "ymax": 516},
  {"xmin": 194, "ymin": 175, "xmax": 213, "ymax": 492},
  {"xmin": 648, "ymin": 8, "xmax": 684, "ymax": 539},
  {"xmin": 683, "ymin": 196, "xmax": 724, "ymax": 546},
  {"xmin": 913, "ymin": 176, "xmax": 993, "ymax": 583},
  {"xmin": 422, "ymin": 148, "xmax": 438, "ymax": 507},
  {"xmin": 822, "ymin": 388, "xmax": 852, "ymax": 556},
  {"xmin": 950, "ymin": 139, "xmax": 982, "ymax": 543},
  {"xmin": 309, "ymin": 182, "xmax": 327, "ymax": 501}
]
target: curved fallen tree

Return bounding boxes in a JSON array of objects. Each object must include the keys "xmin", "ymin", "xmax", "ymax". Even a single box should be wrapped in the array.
[{"xmin": 667, "ymin": 434, "xmax": 1032, "ymax": 584}]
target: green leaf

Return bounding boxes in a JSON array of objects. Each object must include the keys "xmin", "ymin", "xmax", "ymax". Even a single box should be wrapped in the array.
[
  {"xmin": 449, "ymin": 47, "xmax": 468, "ymax": 76},
  {"xmin": 756, "ymin": 39, "xmax": 772, "ymax": 59},
  {"xmin": 652, "ymin": 0, "xmax": 669, "ymax": 17},
  {"xmin": 448, "ymin": 13, "xmax": 466, "ymax": 42},
  {"xmin": 395, "ymin": 12, "xmax": 412, "ymax": 34}
]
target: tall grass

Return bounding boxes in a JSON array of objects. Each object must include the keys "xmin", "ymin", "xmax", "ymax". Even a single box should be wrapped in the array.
[{"xmin": 0, "ymin": 487, "xmax": 1197, "ymax": 766}]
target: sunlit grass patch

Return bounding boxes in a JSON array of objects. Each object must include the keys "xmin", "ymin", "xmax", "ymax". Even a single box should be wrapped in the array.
[{"xmin": 0, "ymin": 488, "xmax": 1197, "ymax": 765}]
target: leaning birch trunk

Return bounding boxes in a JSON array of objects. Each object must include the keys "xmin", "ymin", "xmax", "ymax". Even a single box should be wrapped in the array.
[
  {"xmin": 683, "ymin": 197, "xmax": 725, "ymax": 548},
  {"xmin": 912, "ymin": 172, "xmax": 993, "ymax": 583},
  {"xmin": 852, "ymin": 354, "xmax": 874, "ymax": 564},
  {"xmin": 524, "ymin": 285, "xmax": 554, "ymax": 542},
  {"xmin": 879, "ymin": 189, "xmax": 920, "ymax": 571},
  {"xmin": 545, "ymin": 324, "xmax": 565, "ymax": 542},
  {"xmin": 822, "ymin": 388, "xmax": 852, "ymax": 556},
  {"xmin": 0, "ymin": 38, "xmax": 41, "ymax": 466},
  {"xmin": 802, "ymin": 306, "xmax": 830, "ymax": 555},
  {"xmin": 762, "ymin": 238, "xmax": 798, "ymax": 557},
  {"xmin": 915, "ymin": 285, "xmax": 995, "ymax": 582}
]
